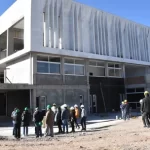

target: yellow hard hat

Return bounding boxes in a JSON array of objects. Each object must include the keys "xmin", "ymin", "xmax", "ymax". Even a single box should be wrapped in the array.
[
  {"xmin": 122, "ymin": 102, "xmax": 124, "ymax": 104},
  {"xmin": 124, "ymin": 100, "xmax": 127, "ymax": 103},
  {"xmin": 144, "ymin": 91, "xmax": 149, "ymax": 96}
]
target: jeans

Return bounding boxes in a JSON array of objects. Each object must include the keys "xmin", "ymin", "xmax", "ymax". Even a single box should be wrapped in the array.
[
  {"xmin": 14, "ymin": 124, "xmax": 21, "ymax": 139},
  {"xmin": 23, "ymin": 126, "xmax": 28, "ymax": 136},
  {"xmin": 62, "ymin": 119, "xmax": 68, "ymax": 133},
  {"xmin": 74, "ymin": 118, "xmax": 80, "ymax": 128},
  {"xmin": 81, "ymin": 116, "xmax": 86, "ymax": 130},
  {"xmin": 123, "ymin": 111, "xmax": 130, "ymax": 121},
  {"xmin": 12, "ymin": 123, "xmax": 15, "ymax": 135}
]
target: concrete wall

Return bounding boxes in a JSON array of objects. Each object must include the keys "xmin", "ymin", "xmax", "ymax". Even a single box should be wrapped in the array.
[
  {"xmin": 35, "ymin": 88, "xmax": 88, "ymax": 110},
  {"xmin": 5, "ymin": 54, "xmax": 31, "ymax": 84},
  {"xmin": 125, "ymin": 67, "xmax": 146, "ymax": 77}
]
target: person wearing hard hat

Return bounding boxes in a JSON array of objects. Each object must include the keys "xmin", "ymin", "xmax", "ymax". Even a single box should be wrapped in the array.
[
  {"xmin": 74, "ymin": 104, "xmax": 80, "ymax": 129},
  {"xmin": 123, "ymin": 100, "xmax": 130, "ymax": 121},
  {"xmin": 33, "ymin": 107, "xmax": 42, "ymax": 138},
  {"xmin": 11, "ymin": 107, "xmax": 17, "ymax": 136},
  {"xmin": 70, "ymin": 107, "xmax": 76, "ymax": 133},
  {"xmin": 55, "ymin": 106, "xmax": 63, "ymax": 133},
  {"xmin": 13, "ymin": 109, "xmax": 21, "ymax": 139},
  {"xmin": 141, "ymin": 91, "xmax": 150, "ymax": 127},
  {"xmin": 45, "ymin": 105, "xmax": 54, "ymax": 137},
  {"xmin": 80, "ymin": 105, "xmax": 87, "ymax": 131},
  {"xmin": 22, "ymin": 107, "xmax": 31, "ymax": 136},
  {"xmin": 61, "ymin": 104, "xmax": 70, "ymax": 133},
  {"xmin": 120, "ymin": 102, "xmax": 125, "ymax": 119}
]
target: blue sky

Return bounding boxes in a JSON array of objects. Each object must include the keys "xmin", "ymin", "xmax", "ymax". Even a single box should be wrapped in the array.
[{"xmin": 0, "ymin": 0, "xmax": 150, "ymax": 26}]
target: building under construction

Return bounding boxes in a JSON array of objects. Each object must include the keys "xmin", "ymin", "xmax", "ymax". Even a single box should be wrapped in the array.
[{"xmin": 0, "ymin": 0, "xmax": 150, "ymax": 116}]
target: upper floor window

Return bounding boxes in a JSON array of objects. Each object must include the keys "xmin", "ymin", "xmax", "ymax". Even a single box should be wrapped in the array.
[
  {"xmin": 89, "ymin": 61, "xmax": 105, "ymax": 77},
  {"xmin": 37, "ymin": 55, "xmax": 61, "ymax": 74},
  {"xmin": 108, "ymin": 63, "xmax": 122, "ymax": 77},
  {"xmin": 64, "ymin": 58, "xmax": 85, "ymax": 75}
]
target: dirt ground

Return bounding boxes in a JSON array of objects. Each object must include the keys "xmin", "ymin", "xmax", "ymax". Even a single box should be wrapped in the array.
[{"xmin": 0, "ymin": 117, "xmax": 150, "ymax": 150}]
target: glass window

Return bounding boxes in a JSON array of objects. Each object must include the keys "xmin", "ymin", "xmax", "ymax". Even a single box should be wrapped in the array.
[
  {"xmin": 37, "ymin": 55, "xmax": 48, "ymax": 62},
  {"xmin": 75, "ymin": 65, "xmax": 84, "ymax": 75},
  {"xmin": 115, "ymin": 64, "xmax": 121, "ymax": 68},
  {"xmin": 108, "ymin": 69, "xmax": 115, "ymax": 76},
  {"xmin": 89, "ymin": 61, "xmax": 96, "ymax": 66},
  {"xmin": 64, "ymin": 64, "xmax": 74, "ymax": 74},
  {"xmin": 97, "ymin": 61, "xmax": 105, "ymax": 67},
  {"xmin": 75, "ymin": 60, "xmax": 84, "ymax": 65},
  {"xmin": 37, "ymin": 62, "xmax": 48, "ymax": 73},
  {"xmin": 65, "ymin": 59, "xmax": 74, "ymax": 64},
  {"xmin": 115, "ymin": 69, "xmax": 122, "ymax": 77},
  {"xmin": 49, "ymin": 63, "xmax": 60, "ymax": 74},
  {"xmin": 89, "ymin": 66, "xmax": 105, "ymax": 76},
  {"xmin": 49, "ymin": 57, "xmax": 60, "ymax": 63},
  {"xmin": 108, "ymin": 63, "xmax": 114, "ymax": 68}
]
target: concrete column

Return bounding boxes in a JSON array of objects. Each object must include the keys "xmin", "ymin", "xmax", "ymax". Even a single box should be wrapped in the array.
[
  {"xmin": 122, "ymin": 63, "xmax": 126, "ymax": 78},
  {"xmin": 31, "ymin": 89, "xmax": 37, "ymax": 113},
  {"xmin": 105, "ymin": 62, "xmax": 108, "ymax": 77},
  {"xmin": 62, "ymin": 57, "xmax": 65, "ymax": 84},
  {"xmin": 7, "ymin": 29, "xmax": 14, "ymax": 56}
]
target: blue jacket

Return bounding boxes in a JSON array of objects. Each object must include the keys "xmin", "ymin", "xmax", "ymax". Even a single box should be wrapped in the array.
[{"xmin": 61, "ymin": 108, "xmax": 70, "ymax": 120}]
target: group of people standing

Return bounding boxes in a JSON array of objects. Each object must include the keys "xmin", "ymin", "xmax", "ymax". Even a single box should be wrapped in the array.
[
  {"xmin": 120, "ymin": 100, "xmax": 130, "ymax": 120},
  {"xmin": 11, "ymin": 103, "xmax": 87, "ymax": 139}
]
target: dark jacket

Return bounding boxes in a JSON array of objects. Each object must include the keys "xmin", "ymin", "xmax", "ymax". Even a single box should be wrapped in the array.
[
  {"xmin": 141, "ymin": 96, "xmax": 150, "ymax": 113},
  {"xmin": 22, "ymin": 111, "xmax": 31, "ymax": 126},
  {"xmin": 14, "ymin": 112, "xmax": 21, "ymax": 125},
  {"xmin": 56, "ymin": 109, "xmax": 62, "ymax": 122},
  {"xmin": 33, "ymin": 110, "xmax": 42, "ymax": 123},
  {"xmin": 124, "ymin": 103, "xmax": 130, "ymax": 113},
  {"xmin": 70, "ymin": 110, "xmax": 76, "ymax": 121},
  {"xmin": 61, "ymin": 108, "xmax": 70, "ymax": 120}
]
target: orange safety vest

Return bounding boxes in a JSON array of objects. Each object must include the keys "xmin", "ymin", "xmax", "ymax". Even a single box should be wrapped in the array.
[{"xmin": 75, "ymin": 108, "xmax": 79, "ymax": 118}]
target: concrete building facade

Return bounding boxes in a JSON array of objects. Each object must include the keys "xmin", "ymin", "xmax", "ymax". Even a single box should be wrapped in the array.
[{"xmin": 0, "ymin": 0, "xmax": 150, "ymax": 115}]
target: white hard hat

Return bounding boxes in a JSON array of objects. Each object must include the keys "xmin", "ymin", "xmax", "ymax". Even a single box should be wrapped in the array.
[
  {"xmin": 63, "ymin": 104, "xmax": 68, "ymax": 108},
  {"xmin": 70, "ymin": 107, "xmax": 74, "ymax": 110},
  {"xmin": 74, "ymin": 104, "xmax": 78, "ymax": 108},
  {"xmin": 81, "ymin": 105, "xmax": 84, "ymax": 108},
  {"xmin": 139, "ymin": 99, "xmax": 143, "ymax": 103}
]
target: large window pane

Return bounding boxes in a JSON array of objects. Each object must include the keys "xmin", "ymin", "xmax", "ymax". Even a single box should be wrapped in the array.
[
  {"xmin": 37, "ymin": 62, "xmax": 48, "ymax": 73},
  {"xmin": 115, "ymin": 64, "xmax": 121, "ymax": 68},
  {"xmin": 49, "ymin": 57, "xmax": 60, "ymax": 63},
  {"xmin": 89, "ymin": 66, "xmax": 105, "ymax": 76},
  {"xmin": 108, "ymin": 63, "xmax": 115, "ymax": 68},
  {"xmin": 75, "ymin": 65, "xmax": 84, "ymax": 75},
  {"xmin": 37, "ymin": 55, "xmax": 48, "ymax": 62},
  {"xmin": 64, "ymin": 64, "xmax": 74, "ymax": 74},
  {"xmin": 50, "ymin": 63, "xmax": 60, "ymax": 74}
]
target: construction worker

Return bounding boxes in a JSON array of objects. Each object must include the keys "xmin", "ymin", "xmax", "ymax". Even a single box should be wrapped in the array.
[
  {"xmin": 141, "ymin": 91, "xmax": 150, "ymax": 128},
  {"xmin": 11, "ymin": 108, "xmax": 17, "ymax": 136},
  {"xmin": 120, "ymin": 102, "xmax": 125, "ymax": 119},
  {"xmin": 13, "ymin": 109, "xmax": 21, "ymax": 139},
  {"xmin": 123, "ymin": 100, "xmax": 130, "ymax": 121},
  {"xmin": 74, "ymin": 104, "xmax": 80, "ymax": 129},
  {"xmin": 22, "ymin": 107, "xmax": 31, "ymax": 136},
  {"xmin": 45, "ymin": 105, "xmax": 54, "ymax": 137},
  {"xmin": 33, "ymin": 107, "xmax": 42, "ymax": 138},
  {"xmin": 61, "ymin": 104, "xmax": 70, "ymax": 133},
  {"xmin": 55, "ymin": 106, "xmax": 62, "ymax": 133},
  {"xmin": 70, "ymin": 107, "xmax": 76, "ymax": 133},
  {"xmin": 80, "ymin": 105, "xmax": 87, "ymax": 131}
]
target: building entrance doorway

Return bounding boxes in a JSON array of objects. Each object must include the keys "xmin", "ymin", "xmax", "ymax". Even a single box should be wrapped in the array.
[
  {"xmin": 89, "ymin": 94, "xmax": 97, "ymax": 114},
  {"xmin": 0, "ymin": 93, "xmax": 6, "ymax": 116}
]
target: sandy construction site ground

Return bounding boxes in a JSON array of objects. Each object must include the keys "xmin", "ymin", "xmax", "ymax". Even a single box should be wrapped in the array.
[{"xmin": 0, "ymin": 117, "xmax": 149, "ymax": 150}]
